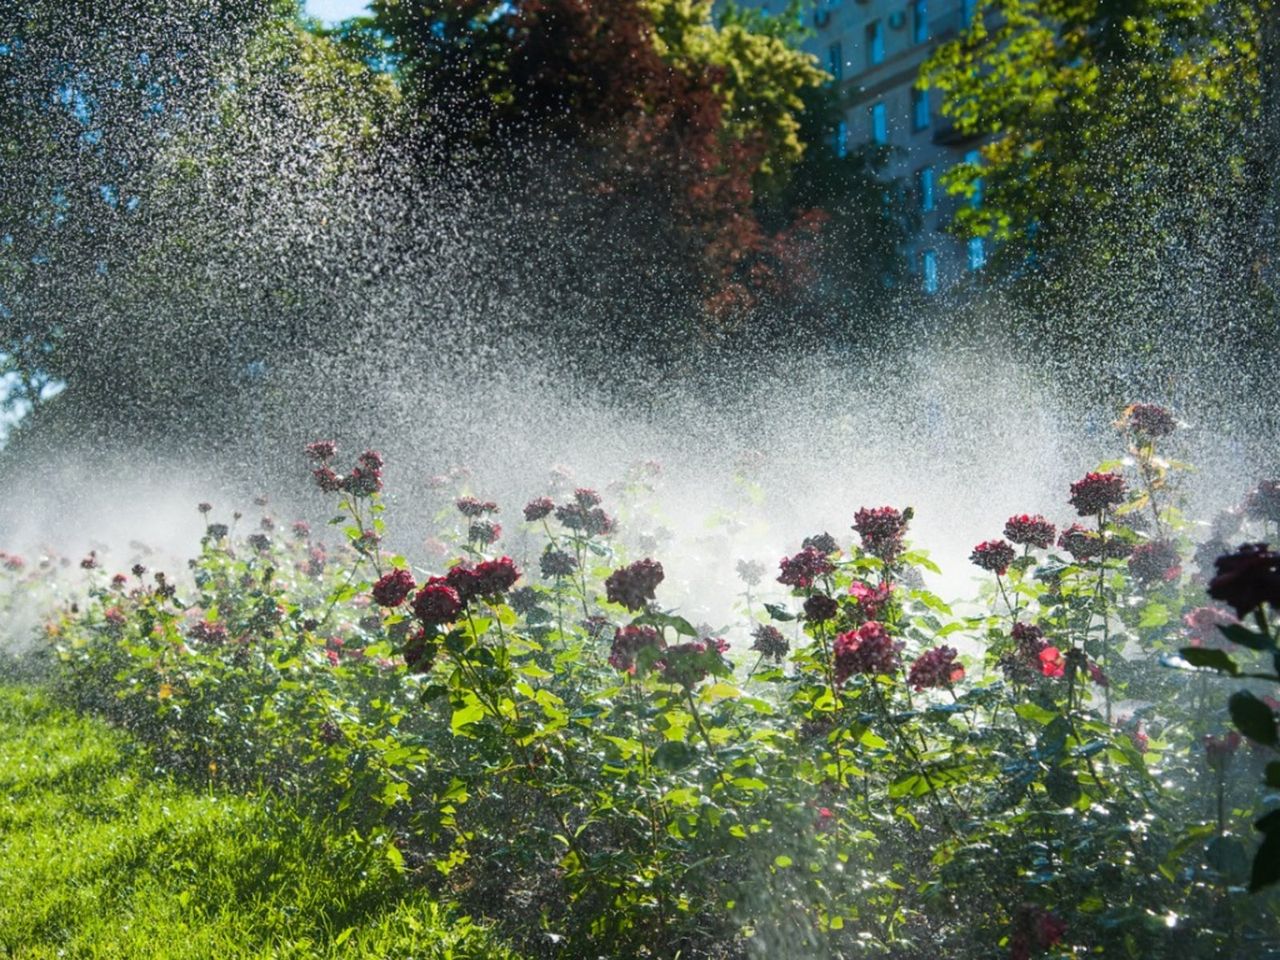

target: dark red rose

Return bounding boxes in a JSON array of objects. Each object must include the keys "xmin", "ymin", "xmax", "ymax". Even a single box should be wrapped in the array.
[
  {"xmin": 834, "ymin": 622, "xmax": 902, "ymax": 683},
  {"xmin": 1207, "ymin": 542, "xmax": 1280, "ymax": 617},
  {"xmin": 609, "ymin": 624, "xmax": 664, "ymax": 673},
  {"xmin": 291, "ymin": 521, "xmax": 311, "ymax": 539},
  {"xmin": 852, "ymin": 506, "xmax": 910, "ymax": 562},
  {"xmin": 777, "ymin": 546, "xmax": 834, "ymax": 589},
  {"xmin": 574, "ymin": 488, "xmax": 602, "ymax": 507},
  {"xmin": 1003, "ymin": 514, "xmax": 1056, "ymax": 549},
  {"xmin": 848, "ymin": 580, "xmax": 894, "ymax": 620},
  {"xmin": 1057, "ymin": 523, "xmax": 1101, "ymax": 562},
  {"xmin": 305, "ymin": 439, "xmax": 337, "ymax": 461},
  {"xmin": 540, "ymin": 549, "xmax": 577, "ymax": 579},
  {"xmin": 909, "ymin": 645, "xmax": 964, "ymax": 691},
  {"xmin": 1127, "ymin": 540, "xmax": 1181, "ymax": 584},
  {"xmin": 750, "ymin": 624, "xmax": 790, "ymax": 661},
  {"xmin": 605, "ymin": 559, "xmax": 665, "ymax": 611},
  {"xmin": 970, "ymin": 539, "xmax": 1016, "ymax": 575},
  {"xmin": 1068, "ymin": 471, "xmax": 1127, "ymax": 516},
  {"xmin": 523, "ymin": 497, "xmax": 555, "ymax": 521},
  {"xmin": 657, "ymin": 640, "xmax": 724, "ymax": 688},
  {"xmin": 802, "ymin": 531, "xmax": 839, "ymax": 555},
  {"xmin": 1118, "ymin": 402, "xmax": 1177, "ymax": 438},
  {"xmin": 344, "ymin": 466, "xmax": 382, "ymax": 497},
  {"xmin": 403, "ymin": 628, "xmax": 439, "ymax": 673},
  {"xmin": 412, "ymin": 579, "xmax": 463, "ymax": 624},
  {"xmin": 471, "ymin": 556, "xmax": 520, "ymax": 597},
  {"xmin": 468, "ymin": 519, "xmax": 502, "ymax": 545},
  {"xmin": 313, "ymin": 466, "xmax": 343, "ymax": 493},
  {"xmin": 803, "ymin": 593, "xmax": 840, "ymax": 623},
  {"xmin": 372, "ymin": 569, "xmax": 416, "ymax": 607},
  {"xmin": 456, "ymin": 496, "xmax": 498, "ymax": 517}
]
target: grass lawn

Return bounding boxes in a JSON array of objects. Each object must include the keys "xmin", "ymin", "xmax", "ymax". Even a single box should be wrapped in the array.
[{"xmin": 0, "ymin": 684, "xmax": 515, "ymax": 959}]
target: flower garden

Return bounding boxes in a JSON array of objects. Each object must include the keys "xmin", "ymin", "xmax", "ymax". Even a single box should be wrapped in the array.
[{"xmin": 6, "ymin": 402, "xmax": 1280, "ymax": 958}]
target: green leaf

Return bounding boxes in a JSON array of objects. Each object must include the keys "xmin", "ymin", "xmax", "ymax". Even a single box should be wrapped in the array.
[
  {"xmin": 1229, "ymin": 691, "xmax": 1277, "ymax": 746},
  {"xmin": 1177, "ymin": 647, "xmax": 1240, "ymax": 676},
  {"xmin": 1265, "ymin": 762, "xmax": 1280, "ymax": 789},
  {"xmin": 764, "ymin": 602, "xmax": 796, "ymax": 622},
  {"xmin": 1220, "ymin": 623, "xmax": 1273, "ymax": 651},
  {"xmin": 774, "ymin": 854, "xmax": 793, "ymax": 868},
  {"xmin": 1138, "ymin": 602, "xmax": 1169, "ymax": 628},
  {"xmin": 385, "ymin": 842, "xmax": 405, "ymax": 873},
  {"xmin": 632, "ymin": 611, "xmax": 698, "ymax": 637},
  {"xmin": 450, "ymin": 700, "xmax": 486, "ymax": 735},
  {"xmin": 652, "ymin": 741, "xmax": 698, "ymax": 771},
  {"xmin": 1250, "ymin": 810, "xmax": 1280, "ymax": 892}
]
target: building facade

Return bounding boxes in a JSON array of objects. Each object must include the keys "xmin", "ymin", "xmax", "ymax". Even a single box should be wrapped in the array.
[{"xmin": 744, "ymin": 0, "xmax": 985, "ymax": 291}]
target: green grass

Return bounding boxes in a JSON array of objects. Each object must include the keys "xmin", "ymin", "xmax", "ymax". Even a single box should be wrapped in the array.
[{"xmin": 0, "ymin": 685, "xmax": 516, "ymax": 959}]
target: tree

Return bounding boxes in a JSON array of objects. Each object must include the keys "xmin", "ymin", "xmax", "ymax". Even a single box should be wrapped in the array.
[
  {"xmin": 921, "ymin": 0, "xmax": 1269, "ymax": 285},
  {"xmin": 361, "ymin": 0, "xmax": 830, "ymax": 319}
]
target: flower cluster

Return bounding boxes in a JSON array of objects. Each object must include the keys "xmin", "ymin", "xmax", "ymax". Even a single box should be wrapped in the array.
[
  {"xmin": 456, "ymin": 496, "xmax": 498, "ymax": 517},
  {"xmin": 609, "ymin": 624, "xmax": 663, "ymax": 673},
  {"xmin": 308, "ymin": 442, "xmax": 385, "ymax": 498},
  {"xmin": 908, "ymin": 645, "xmax": 963, "ymax": 691},
  {"xmin": 848, "ymin": 580, "xmax": 893, "ymax": 620},
  {"xmin": 189, "ymin": 620, "xmax": 228, "ymax": 645},
  {"xmin": 523, "ymin": 497, "xmax": 554, "ymax": 521},
  {"xmin": 555, "ymin": 500, "xmax": 614, "ymax": 536},
  {"xmin": 468, "ymin": 519, "xmax": 502, "ymax": 545},
  {"xmin": 540, "ymin": 549, "xmax": 577, "ymax": 579},
  {"xmin": 1003, "ymin": 514, "xmax": 1056, "ymax": 549},
  {"xmin": 970, "ymin": 539, "xmax": 1016, "ymax": 576},
  {"xmin": 1127, "ymin": 539, "xmax": 1181, "ymax": 584},
  {"xmin": 1244, "ymin": 480, "xmax": 1280, "ymax": 524},
  {"xmin": 1182, "ymin": 605, "xmax": 1237, "ymax": 647},
  {"xmin": 605, "ymin": 559, "xmax": 665, "ymax": 611},
  {"xmin": 735, "ymin": 558, "xmax": 766, "ymax": 587},
  {"xmin": 801, "ymin": 531, "xmax": 839, "ymax": 555},
  {"xmin": 1068, "ymin": 471, "xmax": 1127, "ymax": 516},
  {"xmin": 411, "ymin": 579, "xmax": 462, "ymax": 624},
  {"xmin": 372, "ymin": 569, "xmax": 416, "ymax": 607},
  {"xmin": 446, "ymin": 557, "xmax": 521, "ymax": 603},
  {"xmin": 1010, "ymin": 905, "xmax": 1067, "ymax": 960},
  {"xmin": 657, "ymin": 640, "xmax": 725, "ymax": 688},
  {"xmin": 777, "ymin": 546, "xmax": 834, "ymax": 589},
  {"xmin": 1207, "ymin": 542, "xmax": 1280, "ymax": 617},
  {"xmin": 999, "ymin": 622, "xmax": 1064, "ymax": 683},
  {"xmin": 750, "ymin": 624, "xmax": 789, "ymax": 661},
  {"xmin": 833, "ymin": 622, "xmax": 902, "ymax": 683},
  {"xmin": 852, "ymin": 506, "xmax": 909, "ymax": 562},
  {"xmin": 1118, "ymin": 402, "xmax": 1177, "ymax": 439},
  {"xmin": 803, "ymin": 593, "xmax": 839, "ymax": 623}
]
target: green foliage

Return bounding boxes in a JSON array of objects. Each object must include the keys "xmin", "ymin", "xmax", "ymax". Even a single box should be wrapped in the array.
[
  {"xmin": 921, "ymin": 0, "xmax": 1268, "ymax": 282},
  {"xmin": 16, "ymin": 411, "xmax": 1280, "ymax": 957},
  {"xmin": 0, "ymin": 684, "xmax": 517, "ymax": 959}
]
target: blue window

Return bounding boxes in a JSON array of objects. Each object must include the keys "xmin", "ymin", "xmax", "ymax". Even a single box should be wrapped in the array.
[
  {"xmin": 917, "ymin": 166, "xmax": 934, "ymax": 212},
  {"xmin": 912, "ymin": 88, "xmax": 929, "ymax": 131},
  {"xmin": 866, "ymin": 21, "xmax": 884, "ymax": 67},
  {"xmin": 965, "ymin": 149, "xmax": 983, "ymax": 206},
  {"xmin": 922, "ymin": 250, "xmax": 938, "ymax": 294},
  {"xmin": 968, "ymin": 237, "xmax": 986, "ymax": 271},
  {"xmin": 828, "ymin": 42, "xmax": 843, "ymax": 82},
  {"xmin": 961, "ymin": 0, "xmax": 976, "ymax": 25},
  {"xmin": 870, "ymin": 102, "xmax": 888, "ymax": 144},
  {"xmin": 834, "ymin": 120, "xmax": 849, "ymax": 158},
  {"xmin": 913, "ymin": 0, "xmax": 928, "ymax": 43}
]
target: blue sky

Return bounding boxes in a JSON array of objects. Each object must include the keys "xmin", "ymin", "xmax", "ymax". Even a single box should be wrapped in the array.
[{"xmin": 304, "ymin": 0, "xmax": 369, "ymax": 22}]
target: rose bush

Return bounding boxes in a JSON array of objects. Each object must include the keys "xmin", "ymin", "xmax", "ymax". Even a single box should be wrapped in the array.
[{"xmin": 11, "ymin": 407, "xmax": 1280, "ymax": 958}]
